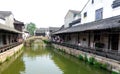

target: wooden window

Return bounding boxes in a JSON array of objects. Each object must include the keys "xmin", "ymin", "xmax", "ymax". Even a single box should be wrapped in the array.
[
  {"xmin": 95, "ymin": 8, "xmax": 103, "ymax": 20},
  {"xmin": 92, "ymin": 0, "xmax": 94, "ymax": 4},
  {"xmin": 74, "ymin": 14, "xmax": 77, "ymax": 17},
  {"xmin": 84, "ymin": 12, "xmax": 87, "ymax": 18}
]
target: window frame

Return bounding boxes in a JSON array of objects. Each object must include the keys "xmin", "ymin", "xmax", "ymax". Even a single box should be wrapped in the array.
[
  {"xmin": 95, "ymin": 8, "xmax": 103, "ymax": 21},
  {"xmin": 92, "ymin": 0, "xmax": 94, "ymax": 4},
  {"xmin": 83, "ymin": 12, "xmax": 87, "ymax": 18}
]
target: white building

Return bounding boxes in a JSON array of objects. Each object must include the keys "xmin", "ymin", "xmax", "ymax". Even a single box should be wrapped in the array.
[
  {"xmin": 81, "ymin": 0, "xmax": 120, "ymax": 24},
  {"xmin": 64, "ymin": 10, "xmax": 81, "ymax": 28},
  {"xmin": 53, "ymin": 0, "xmax": 120, "ymax": 52},
  {"xmin": 0, "ymin": 11, "xmax": 23, "ymax": 47}
]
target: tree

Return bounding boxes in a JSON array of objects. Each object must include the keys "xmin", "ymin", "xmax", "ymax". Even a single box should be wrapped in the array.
[{"xmin": 26, "ymin": 22, "xmax": 36, "ymax": 36}]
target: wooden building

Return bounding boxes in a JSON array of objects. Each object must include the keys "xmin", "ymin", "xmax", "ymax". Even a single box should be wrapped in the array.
[
  {"xmin": 52, "ymin": 0, "xmax": 120, "ymax": 61},
  {"xmin": 0, "ymin": 11, "xmax": 24, "ymax": 52}
]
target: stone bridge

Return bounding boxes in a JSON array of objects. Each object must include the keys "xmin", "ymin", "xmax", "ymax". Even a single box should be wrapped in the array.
[{"xmin": 24, "ymin": 36, "xmax": 48, "ymax": 46}]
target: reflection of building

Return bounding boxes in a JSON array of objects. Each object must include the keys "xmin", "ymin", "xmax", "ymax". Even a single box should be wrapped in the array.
[
  {"xmin": 0, "ymin": 11, "xmax": 24, "ymax": 50},
  {"xmin": 52, "ymin": 0, "xmax": 120, "ymax": 60}
]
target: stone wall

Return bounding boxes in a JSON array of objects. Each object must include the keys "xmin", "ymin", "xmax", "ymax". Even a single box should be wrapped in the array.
[
  {"xmin": 0, "ymin": 44, "xmax": 23, "ymax": 63},
  {"xmin": 53, "ymin": 44, "xmax": 120, "ymax": 73}
]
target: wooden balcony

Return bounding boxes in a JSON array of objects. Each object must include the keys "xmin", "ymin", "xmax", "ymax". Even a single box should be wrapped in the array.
[{"xmin": 0, "ymin": 42, "xmax": 22, "ymax": 53}]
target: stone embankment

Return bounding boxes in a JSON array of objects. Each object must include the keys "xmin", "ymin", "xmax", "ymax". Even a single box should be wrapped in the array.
[
  {"xmin": 0, "ymin": 44, "xmax": 23, "ymax": 63},
  {"xmin": 52, "ymin": 44, "xmax": 120, "ymax": 74}
]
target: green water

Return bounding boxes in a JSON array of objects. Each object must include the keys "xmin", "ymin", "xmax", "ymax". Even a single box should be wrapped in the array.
[{"xmin": 0, "ymin": 40, "xmax": 110, "ymax": 74}]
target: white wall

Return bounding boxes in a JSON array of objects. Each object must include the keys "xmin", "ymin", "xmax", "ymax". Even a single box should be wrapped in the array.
[
  {"xmin": 112, "ymin": 6, "xmax": 120, "ymax": 16},
  {"xmin": 64, "ymin": 12, "xmax": 74, "ymax": 28},
  {"xmin": 64, "ymin": 11, "xmax": 80, "ymax": 28},
  {"xmin": 81, "ymin": 0, "xmax": 120, "ymax": 24},
  {"xmin": 22, "ymin": 32, "xmax": 29, "ymax": 40},
  {"xmin": 5, "ymin": 14, "xmax": 14, "ymax": 28}
]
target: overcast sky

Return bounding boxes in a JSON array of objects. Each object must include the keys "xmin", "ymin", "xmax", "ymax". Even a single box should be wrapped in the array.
[{"xmin": 0, "ymin": 0, "xmax": 88, "ymax": 28}]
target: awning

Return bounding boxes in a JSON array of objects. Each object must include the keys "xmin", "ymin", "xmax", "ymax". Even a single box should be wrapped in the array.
[{"xmin": 53, "ymin": 15, "xmax": 120, "ymax": 34}]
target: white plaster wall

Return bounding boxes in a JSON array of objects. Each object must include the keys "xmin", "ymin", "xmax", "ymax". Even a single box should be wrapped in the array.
[
  {"xmin": 0, "ymin": 19, "xmax": 5, "ymax": 24},
  {"xmin": 112, "ymin": 6, "xmax": 120, "ymax": 17},
  {"xmin": 64, "ymin": 12, "xmax": 74, "ymax": 28},
  {"xmin": 5, "ymin": 14, "xmax": 14, "ymax": 28},
  {"xmin": 81, "ymin": 0, "xmax": 117, "ymax": 24},
  {"xmin": 22, "ymin": 32, "xmax": 29, "ymax": 40},
  {"xmin": 64, "ymin": 12, "xmax": 80, "ymax": 28}
]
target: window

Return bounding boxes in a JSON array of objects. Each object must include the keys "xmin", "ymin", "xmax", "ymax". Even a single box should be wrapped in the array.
[
  {"xmin": 95, "ymin": 8, "xmax": 103, "ymax": 20},
  {"xmin": 112, "ymin": 0, "xmax": 120, "ymax": 8},
  {"xmin": 92, "ymin": 0, "xmax": 94, "ymax": 4},
  {"xmin": 84, "ymin": 12, "xmax": 87, "ymax": 18},
  {"xmin": 74, "ymin": 14, "xmax": 77, "ymax": 17}
]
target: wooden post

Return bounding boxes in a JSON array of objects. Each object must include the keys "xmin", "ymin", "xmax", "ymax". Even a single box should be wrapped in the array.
[{"xmin": 88, "ymin": 32, "xmax": 91, "ymax": 47}]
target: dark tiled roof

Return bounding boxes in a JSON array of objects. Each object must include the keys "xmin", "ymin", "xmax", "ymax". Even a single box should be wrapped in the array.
[
  {"xmin": 69, "ymin": 10, "xmax": 80, "ymax": 14},
  {"xmin": 53, "ymin": 15, "xmax": 120, "ymax": 34},
  {"xmin": 48, "ymin": 27, "xmax": 60, "ymax": 33},
  {"xmin": 57, "ymin": 25, "xmax": 64, "ymax": 31},
  {"xmin": 65, "ymin": 10, "xmax": 80, "ymax": 18},
  {"xmin": 49, "ymin": 27, "xmax": 59, "ymax": 30},
  {"xmin": 0, "ymin": 11, "xmax": 12, "ymax": 20},
  {"xmin": 112, "ymin": 0, "xmax": 120, "ymax": 8},
  {"xmin": 0, "ymin": 23, "xmax": 22, "ymax": 33},
  {"xmin": 35, "ymin": 28, "xmax": 47, "ymax": 33}
]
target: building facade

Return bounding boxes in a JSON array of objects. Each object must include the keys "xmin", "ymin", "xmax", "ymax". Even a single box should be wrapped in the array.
[
  {"xmin": 81, "ymin": 0, "xmax": 120, "ymax": 24},
  {"xmin": 0, "ymin": 11, "xmax": 24, "ymax": 51},
  {"xmin": 52, "ymin": 0, "xmax": 120, "ymax": 54}
]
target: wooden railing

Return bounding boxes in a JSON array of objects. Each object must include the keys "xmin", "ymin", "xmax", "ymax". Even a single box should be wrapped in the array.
[
  {"xmin": 51, "ymin": 41, "xmax": 120, "ymax": 61},
  {"xmin": 0, "ymin": 42, "xmax": 22, "ymax": 53}
]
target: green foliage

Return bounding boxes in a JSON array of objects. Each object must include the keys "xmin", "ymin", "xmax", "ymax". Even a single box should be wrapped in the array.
[
  {"xmin": 112, "ymin": 71, "xmax": 119, "ymax": 74},
  {"xmin": 101, "ymin": 63, "xmax": 108, "ymax": 70},
  {"xmin": 42, "ymin": 40, "xmax": 50, "ymax": 44},
  {"xmin": 26, "ymin": 22, "xmax": 36, "ymax": 35},
  {"xmin": 0, "ymin": 60, "xmax": 2, "ymax": 65},
  {"xmin": 79, "ymin": 54, "xmax": 84, "ymax": 60},
  {"xmin": 84, "ymin": 54, "xmax": 88, "ymax": 62},
  {"xmin": 88, "ymin": 57, "xmax": 95, "ymax": 65},
  {"xmin": 6, "ymin": 56, "xmax": 11, "ymax": 61},
  {"xmin": 93, "ymin": 60, "xmax": 102, "ymax": 68}
]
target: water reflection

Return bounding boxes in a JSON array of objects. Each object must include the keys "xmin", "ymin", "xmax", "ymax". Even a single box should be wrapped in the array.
[
  {"xmin": 0, "ymin": 51, "xmax": 25, "ymax": 74},
  {"xmin": 50, "ymin": 49, "xmax": 110, "ymax": 74},
  {"xmin": 0, "ymin": 40, "xmax": 110, "ymax": 74}
]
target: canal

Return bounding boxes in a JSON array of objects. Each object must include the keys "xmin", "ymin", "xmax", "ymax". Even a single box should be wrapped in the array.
[{"xmin": 0, "ymin": 40, "xmax": 110, "ymax": 74}]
